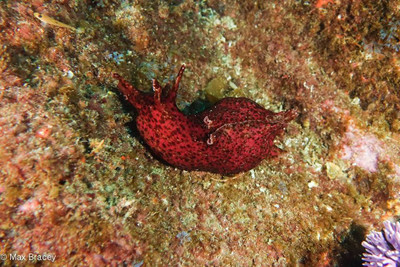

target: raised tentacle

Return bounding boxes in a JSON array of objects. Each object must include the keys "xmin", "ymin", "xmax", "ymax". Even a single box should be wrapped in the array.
[
  {"xmin": 152, "ymin": 79, "xmax": 162, "ymax": 105},
  {"xmin": 166, "ymin": 64, "xmax": 185, "ymax": 101}
]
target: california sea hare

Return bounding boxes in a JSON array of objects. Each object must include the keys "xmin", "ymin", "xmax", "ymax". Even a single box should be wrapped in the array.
[{"xmin": 113, "ymin": 65, "xmax": 297, "ymax": 175}]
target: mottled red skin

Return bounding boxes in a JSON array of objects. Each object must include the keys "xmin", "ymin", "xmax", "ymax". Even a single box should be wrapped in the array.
[{"xmin": 113, "ymin": 65, "xmax": 297, "ymax": 175}]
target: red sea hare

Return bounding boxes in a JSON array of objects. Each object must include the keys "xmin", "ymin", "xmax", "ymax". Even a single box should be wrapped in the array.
[{"xmin": 113, "ymin": 65, "xmax": 297, "ymax": 175}]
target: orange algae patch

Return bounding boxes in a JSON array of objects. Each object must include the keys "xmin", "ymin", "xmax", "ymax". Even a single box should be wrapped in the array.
[{"xmin": 315, "ymin": 0, "xmax": 336, "ymax": 8}]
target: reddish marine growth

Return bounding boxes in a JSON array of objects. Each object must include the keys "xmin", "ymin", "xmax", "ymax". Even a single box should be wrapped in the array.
[{"xmin": 113, "ymin": 65, "xmax": 297, "ymax": 175}]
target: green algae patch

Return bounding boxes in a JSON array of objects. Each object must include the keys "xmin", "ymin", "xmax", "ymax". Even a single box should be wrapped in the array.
[{"xmin": 204, "ymin": 76, "xmax": 228, "ymax": 103}]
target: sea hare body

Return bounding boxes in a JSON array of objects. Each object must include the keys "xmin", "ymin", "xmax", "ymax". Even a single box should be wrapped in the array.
[{"xmin": 113, "ymin": 65, "xmax": 297, "ymax": 175}]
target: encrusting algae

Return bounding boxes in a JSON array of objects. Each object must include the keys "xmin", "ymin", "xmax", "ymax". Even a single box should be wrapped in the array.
[{"xmin": 1, "ymin": 1, "xmax": 400, "ymax": 266}]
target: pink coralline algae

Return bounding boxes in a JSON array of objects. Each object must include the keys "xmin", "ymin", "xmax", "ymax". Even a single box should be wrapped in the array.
[
  {"xmin": 113, "ymin": 65, "xmax": 297, "ymax": 175},
  {"xmin": 362, "ymin": 221, "xmax": 400, "ymax": 266},
  {"xmin": 341, "ymin": 124, "xmax": 384, "ymax": 173}
]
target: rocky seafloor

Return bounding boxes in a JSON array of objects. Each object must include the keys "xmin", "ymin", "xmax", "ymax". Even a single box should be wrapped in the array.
[{"xmin": 1, "ymin": 0, "xmax": 400, "ymax": 266}]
